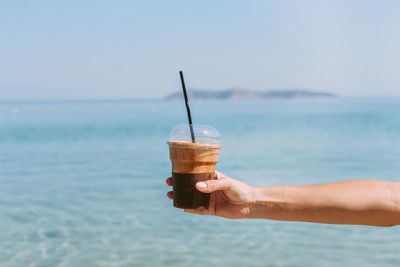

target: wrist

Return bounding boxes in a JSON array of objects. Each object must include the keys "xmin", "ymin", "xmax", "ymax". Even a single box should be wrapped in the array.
[
  {"xmin": 247, "ymin": 186, "xmax": 266, "ymax": 219},
  {"xmin": 247, "ymin": 185, "xmax": 287, "ymax": 219}
]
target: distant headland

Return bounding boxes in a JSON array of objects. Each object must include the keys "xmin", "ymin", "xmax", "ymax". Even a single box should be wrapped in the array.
[{"xmin": 165, "ymin": 88, "xmax": 337, "ymax": 100}]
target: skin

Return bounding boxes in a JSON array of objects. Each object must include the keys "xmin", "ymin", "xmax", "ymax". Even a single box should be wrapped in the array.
[{"xmin": 165, "ymin": 171, "xmax": 400, "ymax": 227}]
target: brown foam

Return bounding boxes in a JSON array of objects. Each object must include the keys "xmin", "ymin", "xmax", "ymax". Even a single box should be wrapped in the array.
[{"xmin": 168, "ymin": 141, "xmax": 221, "ymax": 173}]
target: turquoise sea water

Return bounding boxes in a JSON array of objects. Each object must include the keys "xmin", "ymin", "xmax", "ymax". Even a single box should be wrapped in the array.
[{"xmin": 0, "ymin": 98, "xmax": 399, "ymax": 267}]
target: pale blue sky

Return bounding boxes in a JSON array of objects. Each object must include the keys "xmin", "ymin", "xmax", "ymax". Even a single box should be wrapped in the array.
[{"xmin": 1, "ymin": 0, "xmax": 400, "ymax": 99}]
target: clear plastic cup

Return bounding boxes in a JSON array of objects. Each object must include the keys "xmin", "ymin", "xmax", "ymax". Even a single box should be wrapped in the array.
[{"xmin": 167, "ymin": 124, "xmax": 221, "ymax": 209}]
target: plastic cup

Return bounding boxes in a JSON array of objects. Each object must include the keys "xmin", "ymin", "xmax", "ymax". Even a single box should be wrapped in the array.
[{"xmin": 168, "ymin": 124, "xmax": 221, "ymax": 209}]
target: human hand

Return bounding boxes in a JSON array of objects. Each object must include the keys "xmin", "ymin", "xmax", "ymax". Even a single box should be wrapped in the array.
[{"xmin": 166, "ymin": 171, "xmax": 255, "ymax": 219}]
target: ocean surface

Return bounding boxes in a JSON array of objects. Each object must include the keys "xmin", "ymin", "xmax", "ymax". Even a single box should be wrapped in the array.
[{"xmin": 0, "ymin": 97, "xmax": 399, "ymax": 267}]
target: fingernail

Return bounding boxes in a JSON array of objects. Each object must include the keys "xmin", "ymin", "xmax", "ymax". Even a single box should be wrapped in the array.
[{"xmin": 197, "ymin": 182, "xmax": 207, "ymax": 189}]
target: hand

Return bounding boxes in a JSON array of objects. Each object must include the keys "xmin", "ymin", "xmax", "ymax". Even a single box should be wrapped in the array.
[{"xmin": 166, "ymin": 171, "xmax": 255, "ymax": 219}]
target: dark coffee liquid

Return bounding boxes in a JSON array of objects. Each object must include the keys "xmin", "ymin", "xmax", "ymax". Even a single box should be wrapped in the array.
[{"xmin": 172, "ymin": 172, "xmax": 214, "ymax": 209}]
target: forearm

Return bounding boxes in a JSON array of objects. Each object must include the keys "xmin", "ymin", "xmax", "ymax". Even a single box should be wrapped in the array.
[{"xmin": 249, "ymin": 180, "xmax": 400, "ymax": 226}]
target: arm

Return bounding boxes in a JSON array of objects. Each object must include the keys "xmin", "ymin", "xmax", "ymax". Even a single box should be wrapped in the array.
[
  {"xmin": 250, "ymin": 180, "xmax": 400, "ymax": 226},
  {"xmin": 166, "ymin": 172, "xmax": 400, "ymax": 227}
]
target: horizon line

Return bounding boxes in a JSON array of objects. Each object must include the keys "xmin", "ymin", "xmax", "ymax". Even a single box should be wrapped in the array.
[
  {"xmin": 0, "ymin": 97, "xmax": 159, "ymax": 104},
  {"xmin": 1, "ymin": 95, "xmax": 400, "ymax": 104}
]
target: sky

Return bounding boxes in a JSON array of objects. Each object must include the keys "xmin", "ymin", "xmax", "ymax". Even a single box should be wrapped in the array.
[{"xmin": 1, "ymin": 0, "xmax": 400, "ymax": 99}]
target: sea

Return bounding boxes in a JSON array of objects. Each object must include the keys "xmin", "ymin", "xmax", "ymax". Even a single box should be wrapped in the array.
[{"xmin": 0, "ymin": 97, "xmax": 399, "ymax": 267}]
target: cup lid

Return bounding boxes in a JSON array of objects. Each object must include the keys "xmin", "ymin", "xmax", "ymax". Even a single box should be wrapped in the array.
[{"xmin": 169, "ymin": 124, "xmax": 220, "ymax": 144}]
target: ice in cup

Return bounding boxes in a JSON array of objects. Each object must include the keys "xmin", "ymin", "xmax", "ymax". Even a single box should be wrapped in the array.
[{"xmin": 168, "ymin": 124, "xmax": 221, "ymax": 209}]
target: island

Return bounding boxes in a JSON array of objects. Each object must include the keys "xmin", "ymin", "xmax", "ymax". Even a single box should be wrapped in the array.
[{"xmin": 165, "ymin": 89, "xmax": 337, "ymax": 100}]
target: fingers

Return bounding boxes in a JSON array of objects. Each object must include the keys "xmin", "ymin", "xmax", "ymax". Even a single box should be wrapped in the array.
[
  {"xmin": 167, "ymin": 191, "xmax": 173, "ymax": 199},
  {"xmin": 166, "ymin": 177, "xmax": 173, "ymax": 201},
  {"xmin": 195, "ymin": 178, "xmax": 231, "ymax": 193},
  {"xmin": 165, "ymin": 177, "xmax": 173, "ymax": 186}
]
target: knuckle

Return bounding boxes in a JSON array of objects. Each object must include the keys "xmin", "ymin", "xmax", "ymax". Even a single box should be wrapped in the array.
[
  {"xmin": 215, "ymin": 171, "xmax": 224, "ymax": 179},
  {"xmin": 207, "ymin": 180, "xmax": 218, "ymax": 190}
]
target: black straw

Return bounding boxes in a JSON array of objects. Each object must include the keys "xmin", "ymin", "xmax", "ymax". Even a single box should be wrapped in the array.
[{"xmin": 179, "ymin": 71, "xmax": 195, "ymax": 143}]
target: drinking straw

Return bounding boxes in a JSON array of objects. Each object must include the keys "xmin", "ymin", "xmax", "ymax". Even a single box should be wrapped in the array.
[{"xmin": 179, "ymin": 71, "xmax": 196, "ymax": 143}]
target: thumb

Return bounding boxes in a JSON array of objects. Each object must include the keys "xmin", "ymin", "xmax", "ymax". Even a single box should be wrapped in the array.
[{"xmin": 195, "ymin": 179, "xmax": 231, "ymax": 193}]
